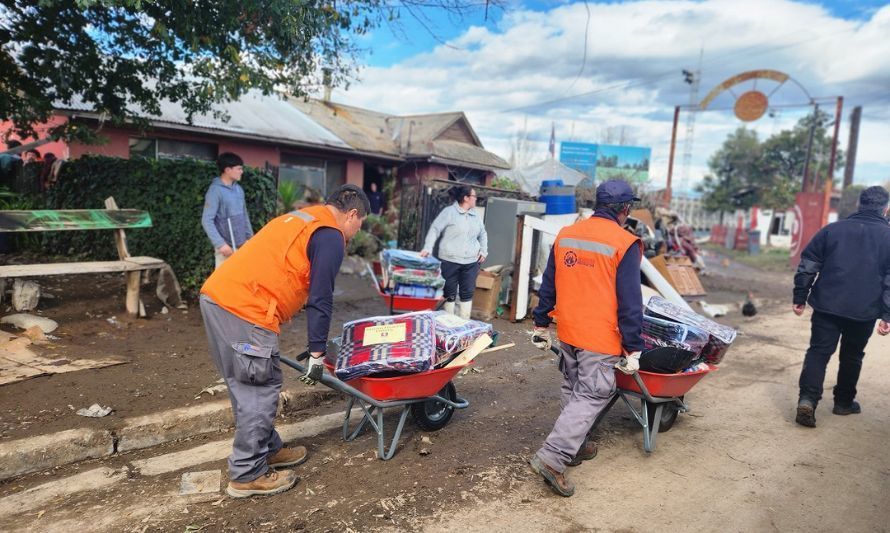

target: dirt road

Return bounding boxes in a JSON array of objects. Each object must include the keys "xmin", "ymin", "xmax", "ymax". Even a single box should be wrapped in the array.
[{"xmin": 2, "ymin": 254, "xmax": 888, "ymax": 532}]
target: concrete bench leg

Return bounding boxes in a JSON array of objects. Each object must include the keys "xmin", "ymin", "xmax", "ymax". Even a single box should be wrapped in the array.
[{"xmin": 126, "ymin": 271, "xmax": 141, "ymax": 316}]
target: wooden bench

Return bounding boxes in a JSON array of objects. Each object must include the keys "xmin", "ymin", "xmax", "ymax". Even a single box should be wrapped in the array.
[{"xmin": 0, "ymin": 197, "xmax": 169, "ymax": 316}]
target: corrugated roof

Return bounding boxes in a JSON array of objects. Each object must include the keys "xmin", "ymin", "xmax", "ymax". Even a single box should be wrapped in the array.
[
  {"xmin": 57, "ymin": 91, "xmax": 352, "ymax": 151},
  {"xmin": 412, "ymin": 140, "xmax": 511, "ymax": 170}
]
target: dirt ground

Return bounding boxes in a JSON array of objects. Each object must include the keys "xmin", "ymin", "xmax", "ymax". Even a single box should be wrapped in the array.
[{"xmin": 2, "ymin": 250, "xmax": 889, "ymax": 532}]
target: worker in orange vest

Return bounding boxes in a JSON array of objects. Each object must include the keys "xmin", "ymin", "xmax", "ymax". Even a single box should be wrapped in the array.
[
  {"xmin": 528, "ymin": 180, "xmax": 645, "ymax": 497},
  {"xmin": 200, "ymin": 184, "xmax": 369, "ymax": 498}
]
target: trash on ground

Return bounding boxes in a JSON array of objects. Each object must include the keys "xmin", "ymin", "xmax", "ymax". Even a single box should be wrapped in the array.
[{"xmin": 76, "ymin": 403, "xmax": 113, "ymax": 417}]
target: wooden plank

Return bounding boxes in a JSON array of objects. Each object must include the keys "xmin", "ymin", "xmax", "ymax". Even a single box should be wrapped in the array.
[
  {"xmin": 0, "ymin": 209, "xmax": 152, "ymax": 232},
  {"xmin": 445, "ymin": 334, "xmax": 493, "ymax": 368},
  {"xmin": 0, "ymin": 258, "xmax": 165, "ymax": 277}
]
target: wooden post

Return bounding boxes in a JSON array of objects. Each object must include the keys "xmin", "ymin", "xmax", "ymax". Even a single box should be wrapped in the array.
[
  {"xmin": 126, "ymin": 271, "xmax": 141, "ymax": 316},
  {"xmin": 509, "ymin": 215, "xmax": 525, "ymax": 322},
  {"xmin": 665, "ymin": 106, "xmax": 681, "ymax": 206},
  {"xmin": 104, "ymin": 197, "xmax": 131, "ymax": 260}
]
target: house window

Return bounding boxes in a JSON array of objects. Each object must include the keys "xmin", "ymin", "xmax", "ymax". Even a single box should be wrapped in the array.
[
  {"xmin": 129, "ymin": 138, "xmax": 218, "ymax": 162},
  {"xmin": 279, "ymin": 154, "xmax": 345, "ymax": 199}
]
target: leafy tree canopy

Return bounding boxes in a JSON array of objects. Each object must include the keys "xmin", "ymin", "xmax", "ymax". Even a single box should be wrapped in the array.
[{"xmin": 0, "ymin": 0, "xmax": 499, "ymax": 141}]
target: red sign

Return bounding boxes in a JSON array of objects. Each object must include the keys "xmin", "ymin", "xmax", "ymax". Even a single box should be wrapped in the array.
[{"xmin": 790, "ymin": 192, "xmax": 827, "ymax": 268}]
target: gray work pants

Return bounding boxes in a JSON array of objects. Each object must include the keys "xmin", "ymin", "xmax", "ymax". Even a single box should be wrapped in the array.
[
  {"xmin": 200, "ymin": 295, "xmax": 283, "ymax": 482},
  {"xmin": 536, "ymin": 342, "xmax": 619, "ymax": 473}
]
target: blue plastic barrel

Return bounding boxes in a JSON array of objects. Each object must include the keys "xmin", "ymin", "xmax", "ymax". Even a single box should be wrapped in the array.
[
  {"xmin": 541, "ymin": 179, "xmax": 564, "ymax": 190},
  {"xmin": 540, "ymin": 185, "xmax": 576, "ymax": 214}
]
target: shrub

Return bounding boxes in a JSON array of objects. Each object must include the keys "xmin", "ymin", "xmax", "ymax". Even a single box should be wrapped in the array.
[{"xmin": 42, "ymin": 156, "xmax": 277, "ymax": 294}]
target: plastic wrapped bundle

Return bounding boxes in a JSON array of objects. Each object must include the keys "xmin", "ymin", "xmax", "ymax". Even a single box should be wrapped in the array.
[
  {"xmin": 641, "ymin": 315, "xmax": 709, "ymax": 356},
  {"xmin": 645, "ymin": 296, "xmax": 737, "ymax": 364},
  {"xmin": 336, "ymin": 312, "xmax": 437, "ymax": 381},
  {"xmin": 382, "ymin": 249, "xmax": 441, "ymax": 271},
  {"xmin": 390, "ymin": 267, "xmax": 445, "ymax": 288},
  {"xmin": 430, "ymin": 311, "xmax": 493, "ymax": 358}
]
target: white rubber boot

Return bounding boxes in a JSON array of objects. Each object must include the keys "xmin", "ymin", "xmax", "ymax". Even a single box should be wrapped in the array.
[
  {"xmin": 443, "ymin": 300, "xmax": 456, "ymax": 315},
  {"xmin": 457, "ymin": 300, "xmax": 473, "ymax": 320}
]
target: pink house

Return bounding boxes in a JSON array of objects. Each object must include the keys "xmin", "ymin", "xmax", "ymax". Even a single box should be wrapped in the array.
[{"xmin": 1, "ymin": 91, "xmax": 509, "ymax": 196}]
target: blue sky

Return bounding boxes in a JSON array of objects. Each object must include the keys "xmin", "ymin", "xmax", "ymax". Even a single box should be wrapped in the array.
[{"xmin": 338, "ymin": 0, "xmax": 890, "ymax": 190}]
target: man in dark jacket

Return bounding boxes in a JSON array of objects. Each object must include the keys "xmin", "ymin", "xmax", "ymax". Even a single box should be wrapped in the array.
[{"xmin": 792, "ymin": 185, "xmax": 890, "ymax": 427}]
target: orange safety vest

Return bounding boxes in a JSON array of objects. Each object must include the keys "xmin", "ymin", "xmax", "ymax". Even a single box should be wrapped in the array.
[
  {"xmin": 551, "ymin": 216, "xmax": 641, "ymax": 355},
  {"xmin": 201, "ymin": 205, "xmax": 343, "ymax": 333}
]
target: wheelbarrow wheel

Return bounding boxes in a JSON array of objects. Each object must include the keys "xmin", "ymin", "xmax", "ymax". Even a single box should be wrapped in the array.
[
  {"xmin": 646, "ymin": 397, "xmax": 681, "ymax": 433},
  {"xmin": 411, "ymin": 382, "xmax": 457, "ymax": 431}
]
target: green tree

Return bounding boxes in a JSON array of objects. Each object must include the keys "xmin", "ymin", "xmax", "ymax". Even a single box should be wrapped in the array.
[
  {"xmin": 760, "ymin": 108, "xmax": 844, "ymax": 194},
  {"xmin": 698, "ymin": 110, "xmax": 845, "ymax": 221},
  {"xmin": 0, "ymin": 0, "xmax": 498, "ymax": 141},
  {"xmin": 697, "ymin": 127, "xmax": 762, "ymax": 216}
]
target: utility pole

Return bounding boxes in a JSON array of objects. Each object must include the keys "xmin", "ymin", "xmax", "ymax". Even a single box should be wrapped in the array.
[
  {"xmin": 679, "ymin": 48, "xmax": 703, "ymax": 194},
  {"xmin": 801, "ymin": 104, "xmax": 819, "ymax": 193},
  {"xmin": 843, "ymin": 106, "xmax": 862, "ymax": 189}
]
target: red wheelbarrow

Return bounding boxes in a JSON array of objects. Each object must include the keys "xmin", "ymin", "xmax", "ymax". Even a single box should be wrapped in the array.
[
  {"xmin": 281, "ymin": 352, "xmax": 470, "ymax": 460},
  {"xmin": 551, "ymin": 346, "xmax": 716, "ymax": 453},
  {"xmin": 366, "ymin": 261, "xmax": 442, "ymax": 315}
]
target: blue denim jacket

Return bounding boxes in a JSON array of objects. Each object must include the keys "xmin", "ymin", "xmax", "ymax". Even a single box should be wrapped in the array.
[{"xmin": 201, "ymin": 177, "xmax": 253, "ymax": 249}]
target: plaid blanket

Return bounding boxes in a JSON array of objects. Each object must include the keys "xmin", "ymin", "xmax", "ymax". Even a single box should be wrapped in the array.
[
  {"xmin": 335, "ymin": 312, "xmax": 437, "ymax": 381},
  {"xmin": 430, "ymin": 311, "xmax": 493, "ymax": 358},
  {"xmin": 641, "ymin": 315, "xmax": 709, "ymax": 356},
  {"xmin": 645, "ymin": 296, "xmax": 737, "ymax": 364}
]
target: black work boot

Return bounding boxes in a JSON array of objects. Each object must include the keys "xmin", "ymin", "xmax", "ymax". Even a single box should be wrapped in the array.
[
  {"xmin": 832, "ymin": 401, "xmax": 861, "ymax": 416},
  {"xmin": 796, "ymin": 399, "xmax": 816, "ymax": 428}
]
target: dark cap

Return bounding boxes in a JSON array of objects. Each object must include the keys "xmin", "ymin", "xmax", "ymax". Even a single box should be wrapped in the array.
[{"xmin": 596, "ymin": 180, "xmax": 641, "ymax": 204}]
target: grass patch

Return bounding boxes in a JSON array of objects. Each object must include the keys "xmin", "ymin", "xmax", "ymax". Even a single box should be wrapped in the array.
[{"xmin": 702, "ymin": 243, "xmax": 793, "ymax": 272}]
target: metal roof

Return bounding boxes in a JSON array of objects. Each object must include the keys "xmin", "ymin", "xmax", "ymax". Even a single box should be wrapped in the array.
[{"xmin": 57, "ymin": 90, "xmax": 352, "ymax": 151}]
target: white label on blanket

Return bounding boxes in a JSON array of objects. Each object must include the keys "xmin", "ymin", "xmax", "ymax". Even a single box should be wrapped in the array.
[
  {"xmin": 363, "ymin": 323, "xmax": 407, "ymax": 345},
  {"xmin": 435, "ymin": 314, "xmax": 468, "ymax": 328}
]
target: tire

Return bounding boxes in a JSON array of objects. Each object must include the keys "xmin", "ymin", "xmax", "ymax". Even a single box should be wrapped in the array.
[
  {"xmin": 411, "ymin": 382, "xmax": 457, "ymax": 431},
  {"xmin": 646, "ymin": 398, "xmax": 681, "ymax": 433}
]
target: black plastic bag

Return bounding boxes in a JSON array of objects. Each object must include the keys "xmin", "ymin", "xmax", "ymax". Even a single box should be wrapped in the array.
[{"xmin": 639, "ymin": 347, "xmax": 697, "ymax": 374}]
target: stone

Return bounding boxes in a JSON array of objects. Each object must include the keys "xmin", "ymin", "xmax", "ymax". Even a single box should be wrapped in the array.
[
  {"xmin": 0, "ymin": 313, "xmax": 59, "ymax": 333},
  {"xmin": 12, "ymin": 279, "xmax": 40, "ymax": 311}
]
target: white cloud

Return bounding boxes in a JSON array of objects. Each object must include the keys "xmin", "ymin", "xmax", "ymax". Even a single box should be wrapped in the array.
[{"xmin": 333, "ymin": 0, "xmax": 890, "ymax": 187}]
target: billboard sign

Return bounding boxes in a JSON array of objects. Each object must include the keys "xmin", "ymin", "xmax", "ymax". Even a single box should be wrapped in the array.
[{"xmin": 559, "ymin": 142, "xmax": 651, "ymax": 184}]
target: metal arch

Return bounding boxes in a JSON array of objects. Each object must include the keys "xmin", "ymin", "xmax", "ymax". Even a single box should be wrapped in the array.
[{"xmin": 699, "ymin": 69, "xmax": 813, "ymax": 110}]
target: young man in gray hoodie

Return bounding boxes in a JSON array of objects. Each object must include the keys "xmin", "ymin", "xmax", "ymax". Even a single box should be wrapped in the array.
[{"xmin": 202, "ymin": 152, "xmax": 254, "ymax": 268}]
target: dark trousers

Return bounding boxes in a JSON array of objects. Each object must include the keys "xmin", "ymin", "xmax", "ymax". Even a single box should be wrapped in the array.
[
  {"xmin": 799, "ymin": 310, "xmax": 874, "ymax": 406},
  {"xmin": 441, "ymin": 260, "xmax": 480, "ymax": 302}
]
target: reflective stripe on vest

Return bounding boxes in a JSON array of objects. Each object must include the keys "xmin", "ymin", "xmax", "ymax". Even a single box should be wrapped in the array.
[
  {"xmin": 201, "ymin": 205, "xmax": 342, "ymax": 333},
  {"xmin": 552, "ymin": 216, "xmax": 641, "ymax": 355}
]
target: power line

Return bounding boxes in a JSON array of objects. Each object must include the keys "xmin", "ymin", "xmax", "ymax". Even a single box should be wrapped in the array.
[{"xmin": 497, "ymin": 24, "xmax": 857, "ymax": 114}]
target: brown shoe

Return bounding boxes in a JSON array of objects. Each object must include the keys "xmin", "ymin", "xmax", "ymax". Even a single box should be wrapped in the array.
[
  {"xmin": 226, "ymin": 470, "xmax": 298, "ymax": 498},
  {"xmin": 529, "ymin": 455, "xmax": 574, "ymax": 497},
  {"xmin": 568, "ymin": 439, "xmax": 598, "ymax": 466},
  {"xmin": 268, "ymin": 446, "xmax": 308, "ymax": 468}
]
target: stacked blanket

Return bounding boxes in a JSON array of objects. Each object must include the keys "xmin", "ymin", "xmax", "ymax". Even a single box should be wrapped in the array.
[
  {"xmin": 335, "ymin": 312, "xmax": 437, "ymax": 381},
  {"xmin": 381, "ymin": 249, "xmax": 445, "ymax": 296},
  {"xmin": 644, "ymin": 296, "xmax": 737, "ymax": 364},
  {"xmin": 430, "ymin": 311, "xmax": 493, "ymax": 358},
  {"xmin": 641, "ymin": 315, "xmax": 709, "ymax": 356}
]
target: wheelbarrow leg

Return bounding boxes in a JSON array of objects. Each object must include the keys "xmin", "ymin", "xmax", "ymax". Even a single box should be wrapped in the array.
[
  {"xmin": 377, "ymin": 406, "xmax": 411, "ymax": 460},
  {"xmin": 640, "ymin": 400, "xmax": 653, "ymax": 453}
]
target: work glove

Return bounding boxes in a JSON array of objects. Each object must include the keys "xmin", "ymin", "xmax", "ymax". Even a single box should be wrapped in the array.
[
  {"xmin": 531, "ymin": 327, "xmax": 551, "ymax": 350},
  {"xmin": 299, "ymin": 353, "xmax": 325, "ymax": 386},
  {"xmin": 616, "ymin": 351, "xmax": 641, "ymax": 375}
]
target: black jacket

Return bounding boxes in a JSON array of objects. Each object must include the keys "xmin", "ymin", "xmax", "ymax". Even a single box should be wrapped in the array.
[{"xmin": 793, "ymin": 210, "xmax": 890, "ymax": 322}]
